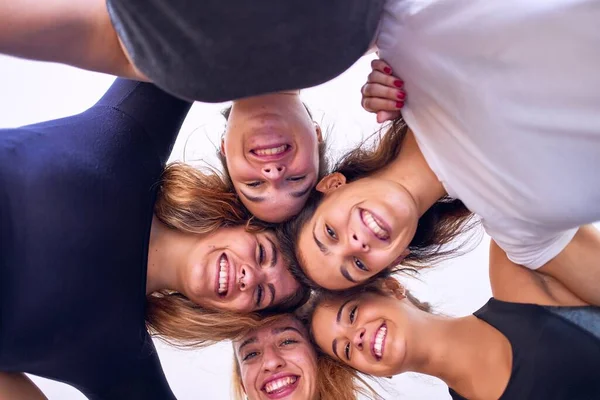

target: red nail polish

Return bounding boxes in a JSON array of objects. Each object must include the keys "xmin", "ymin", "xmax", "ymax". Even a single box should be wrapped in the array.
[
  {"xmin": 384, "ymin": 67, "xmax": 392, "ymax": 74},
  {"xmin": 397, "ymin": 91, "xmax": 406, "ymax": 100},
  {"xmin": 394, "ymin": 80, "xmax": 403, "ymax": 88},
  {"xmin": 396, "ymin": 101, "xmax": 404, "ymax": 108}
]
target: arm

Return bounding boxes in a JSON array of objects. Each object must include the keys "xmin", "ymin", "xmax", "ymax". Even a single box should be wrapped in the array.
[
  {"xmin": 489, "ymin": 240, "xmax": 587, "ymax": 307},
  {"xmin": 0, "ymin": 373, "xmax": 48, "ymax": 400},
  {"xmin": 537, "ymin": 225, "xmax": 600, "ymax": 306},
  {"xmin": 0, "ymin": 0, "xmax": 145, "ymax": 80}
]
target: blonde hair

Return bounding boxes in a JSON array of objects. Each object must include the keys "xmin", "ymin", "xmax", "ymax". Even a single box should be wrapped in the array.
[
  {"xmin": 146, "ymin": 163, "xmax": 309, "ymax": 348},
  {"xmin": 230, "ymin": 314, "xmax": 382, "ymax": 400}
]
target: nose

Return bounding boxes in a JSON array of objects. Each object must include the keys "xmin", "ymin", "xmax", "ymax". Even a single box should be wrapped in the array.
[
  {"xmin": 238, "ymin": 265, "xmax": 265, "ymax": 291},
  {"xmin": 353, "ymin": 328, "xmax": 366, "ymax": 350},
  {"xmin": 349, "ymin": 232, "xmax": 369, "ymax": 253},
  {"xmin": 261, "ymin": 163, "xmax": 285, "ymax": 182},
  {"xmin": 262, "ymin": 345, "xmax": 286, "ymax": 372}
]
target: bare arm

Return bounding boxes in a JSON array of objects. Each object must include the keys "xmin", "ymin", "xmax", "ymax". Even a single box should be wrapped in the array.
[
  {"xmin": 0, "ymin": 373, "xmax": 48, "ymax": 400},
  {"xmin": 0, "ymin": 0, "xmax": 146, "ymax": 80},
  {"xmin": 489, "ymin": 240, "xmax": 587, "ymax": 307},
  {"xmin": 537, "ymin": 225, "xmax": 600, "ymax": 306}
]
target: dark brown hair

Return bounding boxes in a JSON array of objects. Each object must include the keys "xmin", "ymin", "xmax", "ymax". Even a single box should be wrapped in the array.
[
  {"xmin": 277, "ymin": 118, "xmax": 480, "ymax": 290},
  {"xmin": 146, "ymin": 162, "xmax": 310, "ymax": 348}
]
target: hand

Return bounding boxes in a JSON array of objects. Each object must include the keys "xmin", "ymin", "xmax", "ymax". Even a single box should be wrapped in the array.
[{"xmin": 361, "ymin": 59, "xmax": 406, "ymax": 123}]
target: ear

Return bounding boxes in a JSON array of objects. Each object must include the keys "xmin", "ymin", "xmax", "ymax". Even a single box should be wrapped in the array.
[
  {"xmin": 220, "ymin": 137, "xmax": 226, "ymax": 157},
  {"xmin": 315, "ymin": 172, "xmax": 346, "ymax": 194},
  {"xmin": 314, "ymin": 122, "xmax": 323, "ymax": 143}
]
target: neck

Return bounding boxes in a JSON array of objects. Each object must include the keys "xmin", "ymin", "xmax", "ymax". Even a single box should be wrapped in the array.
[
  {"xmin": 146, "ymin": 216, "xmax": 193, "ymax": 295},
  {"xmin": 373, "ymin": 129, "xmax": 446, "ymax": 216},
  {"xmin": 402, "ymin": 308, "xmax": 507, "ymax": 396},
  {"xmin": 233, "ymin": 90, "xmax": 301, "ymax": 109}
]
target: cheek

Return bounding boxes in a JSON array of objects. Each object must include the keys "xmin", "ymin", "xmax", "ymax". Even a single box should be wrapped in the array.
[{"xmin": 240, "ymin": 365, "xmax": 259, "ymax": 393}]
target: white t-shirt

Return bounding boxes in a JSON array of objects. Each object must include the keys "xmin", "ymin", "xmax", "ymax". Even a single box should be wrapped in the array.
[{"xmin": 377, "ymin": 0, "xmax": 600, "ymax": 269}]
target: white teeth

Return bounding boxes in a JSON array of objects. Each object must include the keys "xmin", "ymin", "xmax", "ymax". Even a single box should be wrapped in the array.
[
  {"xmin": 254, "ymin": 145, "xmax": 287, "ymax": 156},
  {"xmin": 362, "ymin": 210, "xmax": 390, "ymax": 240},
  {"xmin": 374, "ymin": 325, "xmax": 387, "ymax": 358},
  {"xmin": 264, "ymin": 376, "xmax": 297, "ymax": 394},
  {"xmin": 218, "ymin": 255, "xmax": 229, "ymax": 294}
]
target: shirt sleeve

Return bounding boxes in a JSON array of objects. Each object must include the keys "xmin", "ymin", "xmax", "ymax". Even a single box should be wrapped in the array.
[{"xmin": 485, "ymin": 223, "xmax": 578, "ymax": 270}]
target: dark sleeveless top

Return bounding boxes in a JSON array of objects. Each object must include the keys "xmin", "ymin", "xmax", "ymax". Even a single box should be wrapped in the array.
[
  {"xmin": 105, "ymin": 0, "xmax": 383, "ymax": 102},
  {"xmin": 449, "ymin": 298, "xmax": 600, "ymax": 400},
  {"xmin": 0, "ymin": 79, "xmax": 192, "ymax": 399}
]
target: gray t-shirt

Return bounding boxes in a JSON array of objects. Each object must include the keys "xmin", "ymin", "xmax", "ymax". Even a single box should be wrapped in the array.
[{"xmin": 106, "ymin": 0, "xmax": 384, "ymax": 102}]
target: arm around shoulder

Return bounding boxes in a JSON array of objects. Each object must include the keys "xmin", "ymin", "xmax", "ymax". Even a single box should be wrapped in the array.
[{"xmin": 0, "ymin": 0, "xmax": 146, "ymax": 80}]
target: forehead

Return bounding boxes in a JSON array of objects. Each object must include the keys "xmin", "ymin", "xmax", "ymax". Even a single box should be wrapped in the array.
[{"xmin": 237, "ymin": 317, "xmax": 306, "ymax": 347}]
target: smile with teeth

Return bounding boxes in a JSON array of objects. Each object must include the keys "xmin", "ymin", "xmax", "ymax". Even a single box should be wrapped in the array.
[
  {"xmin": 253, "ymin": 144, "xmax": 288, "ymax": 156},
  {"xmin": 373, "ymin": 324, "xmax": 387, "ymax": 359},
  {"xmin": 361, "ymin": 209, "xmax": 390, "ymax": 240},
  {"xmin": 218, "ymin": 254, "xmax": 229, "ymax": 295},
  {"xmin": 263, "ymin": 376, "xmax": 298, "ymax": 394}
]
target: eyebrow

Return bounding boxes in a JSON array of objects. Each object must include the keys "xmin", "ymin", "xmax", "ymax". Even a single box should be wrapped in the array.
[
  {"xmin": 312, "ymin": 224, "xmax": 330, "ymax": 255},
  {"xmin": 272, "ymin": 326, "xmax": 303, "ymax": 336},
  {"xmin": 332, "ymin": 298, "xmax": 353, "ymax": 360},
  {"xmin": 290, "ymin": 184, "xmax": 312, "ymax": 198},
  {"xmin": 239, "ymin": 190, "xmax": 265, "ymax": 203},
  {"xmin": 266, "ymin": 237, "xmax": 278, "ymax": 268},
  {"xmin": 341, "ymin": 266, "xmax": 358, "ymax": 283},
  {"xmin": 237, "ymin": 336, "xmax": 258, "ymax": 353}
]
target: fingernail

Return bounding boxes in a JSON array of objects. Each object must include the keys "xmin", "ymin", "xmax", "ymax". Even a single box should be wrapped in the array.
[
  {"xmin": 397, "ymin": 91, "xmax": 406, "ymax": 100},
  {"xmin": 396, "ymin": 101, "xmax": 404, "ymax": 108},
  {"xmin": 384, "ymin": 67, "xmax": 392, "ymax": 74},
  {"xmin": 394, "ymin": 80, "xmax": 403, "ymax": 88}
]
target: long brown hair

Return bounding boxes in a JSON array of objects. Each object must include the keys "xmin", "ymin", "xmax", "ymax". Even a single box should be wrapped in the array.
[
  {"xmin": 147, "ymin": 162, "xmax": 309, "ymax": 348},
  {"xmin": 230, "ymin": 313, "xmax": 382, "ymax": 400},
  {"xmin": 277, "ymin": 118, "xmax": 480, "ymax": 290}
]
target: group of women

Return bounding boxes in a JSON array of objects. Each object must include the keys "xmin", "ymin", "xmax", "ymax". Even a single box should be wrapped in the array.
[{"xmin": 2, "ymin": 0, "xmax": 600, "ymax": 399}]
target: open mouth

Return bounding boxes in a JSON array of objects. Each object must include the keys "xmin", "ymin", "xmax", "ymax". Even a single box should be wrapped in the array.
[
  {"xmin": 372, "ymin": 323, "xmax": 387, "ymax": 361},
  {"xmin": 216, "ymin": 253, "xmax": 230, "ymax": 297},
  {"xmin": 262, "ymin": 375, "xmax": 300, "ymax": 399},
  {"xmin": 360, "ymin": 209, "xmax": 390, "ymax": 240}
]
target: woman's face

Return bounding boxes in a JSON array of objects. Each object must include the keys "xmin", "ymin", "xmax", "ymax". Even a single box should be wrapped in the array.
[
  {"xmin": 183, "ymin": 226, "xmax": 301, "ymax": 313},
  {"xmin": 235, "ymin": 316, "xmax": 318, "ymax": 400},
  {"xmin": 311, "ymin": 292, "xmax": 408, "ymax": 377},
  {"xmin": 222, "ymin": 93, "xmax": 322, "ymax": 223},
  {"xmin": 297, "ymin": 173, "xmax": 418, "ymax": 290}
]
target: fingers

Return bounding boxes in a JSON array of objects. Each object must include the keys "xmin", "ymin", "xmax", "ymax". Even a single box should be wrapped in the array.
[
  {"xmin": 367, "ymin": 69, "xmax": 404, "ymax": 89},
  {"xmin": 377, "ymin": 110, "xmax": 402, "ymax": 124},
  {"xmin": 361, "ymin": 82, "xmax": 406, "ymax": 103},
  {"xmin": 371, "ymin": 59, "xmax": 393, "ymax": 75}
]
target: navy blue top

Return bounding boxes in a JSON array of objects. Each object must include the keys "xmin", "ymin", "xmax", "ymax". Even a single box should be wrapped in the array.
[
  {"xmin": 449, "ymin": 298, "xmax": 600, "ymax": 400},
  {"xmin": 0, "ymin": 79, "xmax": 192, "ymax": 399}
]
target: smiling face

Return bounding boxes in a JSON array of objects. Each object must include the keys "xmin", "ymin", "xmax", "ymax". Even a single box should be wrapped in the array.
[
  {"xmin": 235, "ymin": 316, "xmax": 318, "ymax": 400},
  {"xmin": 222, "ymin": 93, "xmax": 322, "ymax": 223},
  {"xmin": 311, "ymin": 292, "xmax": 409, "ymax": 377},
  {"xmin": 182, "ymin": 226, "xmax": 301, "ymax": 313},
  {"xmin": 297, "ymin": 173, "xmax": 417, "ymax": 290}
]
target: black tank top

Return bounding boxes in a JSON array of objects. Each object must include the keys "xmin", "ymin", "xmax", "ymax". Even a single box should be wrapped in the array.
[
  {"xmin": 449, "ymin": 298, "xmax": 600, "ymax": 400},
  {"xmin": 0, "ymin": 79, "xmax": 191, "ymax": 399}
]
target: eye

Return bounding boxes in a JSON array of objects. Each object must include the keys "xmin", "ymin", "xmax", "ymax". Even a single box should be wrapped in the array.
[
  {"xmin": 325, "ymin": 224, "xmax": 337, "ymax": 240},
  {"xmin": 287, "ymin": 175, "xmax": 306, "ymax": 182},
  {"xmin": 349, "ymin": 305, "xmax": 358, "ymax": 323},
  {"xmin": 344, "ymin": 343, "xmax": 351, "ymax": 360},
  {"xmin": 255, "ymin": 285, "xmax": 264, "ymax": 308},
  {"xmin": 281, "ymin": 338, "xmax": 299, "ymax": 346},
  {"xmin": 258, "ymin": 243, "xmax": 265, "ymax": 265},
  {"xmin": 246, "ymin": 181, "xmax": 263, "ymax": 188},
  {"xmin": 242, "ymin": 351, "xmax": 259, "ymax": 361},
  {"xmin": 353, "ymin": 257, "xmax": 369, "ymax": 271}
]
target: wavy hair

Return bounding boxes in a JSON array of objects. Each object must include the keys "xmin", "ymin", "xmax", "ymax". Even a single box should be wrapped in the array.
[{"xmin": 146, "ymin": 162, "xmax": 310, "ymax": 348}]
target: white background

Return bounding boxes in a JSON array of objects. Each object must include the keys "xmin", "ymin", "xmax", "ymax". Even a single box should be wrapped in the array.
[{"xmin": 0, "ymin": 54, "xmax": 495, "ymax": 399}]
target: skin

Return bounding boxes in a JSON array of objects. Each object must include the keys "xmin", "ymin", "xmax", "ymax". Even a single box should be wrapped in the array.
[
  {"xmin": 298, "ymin": 131, "xmax": 446, "ymax": 290},
  {"xmin": 222, "ymin": 91, "xmax": 322, "ymax": 223},
  {"xmin": 147, "ymin": 218, "xmax": 300, "ymax": 312},
  {"xmin": 235, "ymin": 316, "xmax": 318, "ymax": 400}
]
